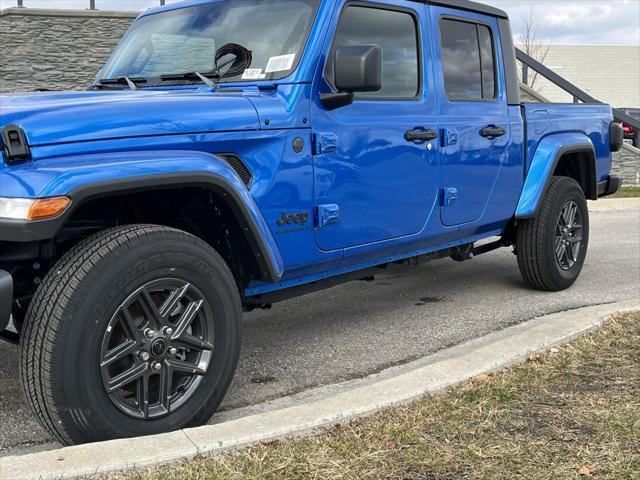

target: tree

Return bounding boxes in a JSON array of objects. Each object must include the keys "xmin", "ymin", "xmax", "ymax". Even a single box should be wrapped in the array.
[{"xmin": 518, "ymin": 6, "xmax": 551, "ymax": 89}]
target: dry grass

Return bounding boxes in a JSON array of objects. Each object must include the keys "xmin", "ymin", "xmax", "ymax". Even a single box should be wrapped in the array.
[
  {"xmin": 107, "ymin": 311, "xmax": 640, "ymax": 480},
  {"xmin": 610, "ymin": 186, "xmax": 640, "ymax": 198}
]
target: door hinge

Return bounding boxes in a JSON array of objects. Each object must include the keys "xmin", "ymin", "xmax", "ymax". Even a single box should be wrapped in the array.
[
  {"xmin": 440, "ymin": 128, "xmax": 458, "ymax": 147},
  {"xmin": 316, "ymin": 204, "xmax": 340, "ymax": 228},
  {"xmin": 441, "ymin": 187, "xmax": 458, "ymax": 207},
  {"xmin": 312, "ymin": 132, "xmax": 338, "ymax": 155}
]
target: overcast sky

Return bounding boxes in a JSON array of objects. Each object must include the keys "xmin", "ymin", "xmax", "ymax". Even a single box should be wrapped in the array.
[{"xmin": 1, "ymin": 0, "xmax": 639, "ymax": 46}]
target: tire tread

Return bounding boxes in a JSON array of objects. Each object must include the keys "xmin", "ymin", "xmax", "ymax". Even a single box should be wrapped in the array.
[
  {"xmin": 19, "ymin": 224, "xmax": 237, "ymax": 445},
  {"xmin": 516, "ymin": 176, "xmax": 587, "ymax": 291}
]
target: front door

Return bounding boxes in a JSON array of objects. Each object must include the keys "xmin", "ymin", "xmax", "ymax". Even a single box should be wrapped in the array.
[
  {"xmin": 431, "ymin": 7, "xmax": 510, "ymax": 226},
  {"xmin": 311, "ymin": 0, "xmax": 439, "ymax": 251}
]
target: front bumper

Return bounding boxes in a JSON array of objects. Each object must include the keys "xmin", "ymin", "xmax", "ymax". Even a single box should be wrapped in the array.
[{"xmin": 0, "ymin": 270, "xmax": 13, "ymax": 332}]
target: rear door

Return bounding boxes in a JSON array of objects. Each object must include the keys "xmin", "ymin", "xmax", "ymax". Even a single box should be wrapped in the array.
[
  {"xmin": 311, "ymin": 0, "xmax": 439, "ymax": 251},
  {"xmin": 430, "ymin": 7, "xmax": 510, "ymax": 226}
]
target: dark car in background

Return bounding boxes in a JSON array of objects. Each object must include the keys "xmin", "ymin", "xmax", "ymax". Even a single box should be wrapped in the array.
[{"xmin": 620, "ymin": 108, "xmax": 640, "ymax": 148}]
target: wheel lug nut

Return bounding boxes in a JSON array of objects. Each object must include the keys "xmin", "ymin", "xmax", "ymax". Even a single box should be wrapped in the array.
[
  {"xmin": 138, "ymin": 351, "xmax": 150, "ymax": 362},
  {"xmin": 169, "ymin": 347, "xmax": 177, "ymax": 356},
  {"xmin": 163, "ymin": 327, "xmax": 174, "ymax": 336},
  {"xmin": 144, "ymin": 328, "xmax": 155, "ymax": 338},
  {"xmin": 152, "ymin": 361, "xmax": 162, "ymax": 371}
]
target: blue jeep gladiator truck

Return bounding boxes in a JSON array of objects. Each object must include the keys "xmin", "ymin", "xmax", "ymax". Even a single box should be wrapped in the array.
[{"xmin": 0, "ymin": 0, "xmax": 623, "ymax": 445}]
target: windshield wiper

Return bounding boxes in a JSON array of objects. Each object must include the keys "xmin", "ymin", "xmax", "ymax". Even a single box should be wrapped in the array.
[
  {"xmin": 159, "ymin": 71, "xmax": 220, "ymax": 87},
  {"xmin": 97, "ymin": 76, "xmax": 147, "ymax": 90},
  {"xmin": 159, "ymin": 55, "xmax": 242, "ymax": 87}
]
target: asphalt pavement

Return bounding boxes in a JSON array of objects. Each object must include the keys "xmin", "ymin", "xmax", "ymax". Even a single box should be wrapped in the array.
[{"xmin": 1, "ymin": 201, "xmax": 638, "ymax": 456}]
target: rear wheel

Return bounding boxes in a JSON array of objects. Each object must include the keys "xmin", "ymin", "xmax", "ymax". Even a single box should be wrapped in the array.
[
  {"xmin": 19, "ymin": 224, "xmax": 241, "ymax": 445},
  {"xmin": 516, "ymin": 176, "xmax": 589, "ymax": 291}
]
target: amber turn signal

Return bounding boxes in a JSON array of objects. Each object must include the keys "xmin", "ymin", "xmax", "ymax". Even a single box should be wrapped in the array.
[{"xmin": 27, "ymin": 197, "xmax": 71, "ymax": 220}]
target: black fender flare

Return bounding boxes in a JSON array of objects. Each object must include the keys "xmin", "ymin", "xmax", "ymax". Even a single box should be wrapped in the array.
[{"xmin": 0, "ymin": 173, "xmax": 284, "ymax": 283}]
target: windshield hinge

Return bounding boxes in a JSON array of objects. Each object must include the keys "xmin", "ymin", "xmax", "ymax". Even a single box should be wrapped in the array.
[
  {"xmin": 1, "ymin": 124, "xmax": 31, "ymax": 164},
  {"xmin": 257, "ymin": 83, "xmax": 278, "ymax": 91}
]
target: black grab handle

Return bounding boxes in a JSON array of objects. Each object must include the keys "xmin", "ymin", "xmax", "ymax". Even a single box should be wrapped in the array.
[
  {"xmin": 405, "ymin": 129, "xmax": 438, "ymax": 142},
  {"xmin": 480, "ymin": 126, "xmax": 507, "ymax": 138}
]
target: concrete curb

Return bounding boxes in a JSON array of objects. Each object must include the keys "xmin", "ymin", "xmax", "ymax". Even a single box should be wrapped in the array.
[
  {"xmin": 588, "ymin": 197, "xmax": 639, "ymax": 211},
  {"xmin": 3, "ymin": 301, "xmax": 638, "ymax": 480}
]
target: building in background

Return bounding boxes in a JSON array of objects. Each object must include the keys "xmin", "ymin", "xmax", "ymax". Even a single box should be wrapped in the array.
[
  {"xmin": 523, "ymin": 45, "xmax": 640, "ymax": 108},
  {"xmin": 0, "ymin": 6, "xmax": 638, "ymax": 184}
]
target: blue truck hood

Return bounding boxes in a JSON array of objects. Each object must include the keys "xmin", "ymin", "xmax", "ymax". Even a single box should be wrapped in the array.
[{"xmin": 0, "ymin": 90, "xmax": 260, "ymax": 147}]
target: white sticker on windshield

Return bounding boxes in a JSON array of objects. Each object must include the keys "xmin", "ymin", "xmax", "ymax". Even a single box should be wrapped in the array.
[
  {"xmin": 242, "ymin": 68, "xmax": 266, "ymax": 80},
  {"xmin": 265, "ymin": 54, "xmax": 296, "ymax": 73}
]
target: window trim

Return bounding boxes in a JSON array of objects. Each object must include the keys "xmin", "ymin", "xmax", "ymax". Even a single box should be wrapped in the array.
[
  {"xmin": 438, "ymin": 15, "xmax": 499, "ymax": 103},
  {"xmin": 324, "ymin": 0, "xmax": 424, "ymax": 102},
  {"xmin": 477, "ymin": 24, "xmax": 497, "ymax": 100}
]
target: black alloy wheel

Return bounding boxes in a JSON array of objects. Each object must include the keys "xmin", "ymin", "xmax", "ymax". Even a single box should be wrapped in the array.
[
  {"xmin": 554, "ymin": 200, "xmax": 584, "ymax": 271},
  {"xmin": 100, "ymin": 279, "xmax": 215, "ymax": 419},
  {"xmin": 516, "ymin": 176, "xmax": 589, "ymax": 291},
  {"xmin": 20, "ymin": 225, "xmax": 242, "ymax": 445}
]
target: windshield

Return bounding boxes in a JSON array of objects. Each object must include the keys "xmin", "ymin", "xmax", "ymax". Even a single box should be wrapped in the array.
[{"xmin": 100, "ymin": 0, "xmax": 320, "ymax": 85}]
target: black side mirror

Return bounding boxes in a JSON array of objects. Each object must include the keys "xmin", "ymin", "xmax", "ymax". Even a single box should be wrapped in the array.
[
  {"xmin": 335, "ymin": 45, "xmax": 382, "ymax": 92},
  {"xmin": 320, "ymin": 45, "xmax": 383, "ymax": 110}
]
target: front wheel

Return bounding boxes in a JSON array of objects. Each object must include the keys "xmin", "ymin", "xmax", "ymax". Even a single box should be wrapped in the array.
[
  {"xmin": 19, "ymin": 225, "xmax": 241, "ymax": 445},
  {"xmin": 516, "ymin": 176, "xmax": 589, "ymax": 291}
]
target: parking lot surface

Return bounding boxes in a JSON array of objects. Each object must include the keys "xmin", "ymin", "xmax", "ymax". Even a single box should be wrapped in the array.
[{"xmin": 1, "ymin": 205, "xmax": 638, "ymax": 456}]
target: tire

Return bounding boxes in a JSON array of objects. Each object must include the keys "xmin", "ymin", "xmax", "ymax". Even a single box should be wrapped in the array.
[
  {"xmin": 516, "ymin": 176, "xmax": 589, "ymax": 291},
  {"xmin": 19, "ymin": 224, "xmax": 242, "ymax": 445}
]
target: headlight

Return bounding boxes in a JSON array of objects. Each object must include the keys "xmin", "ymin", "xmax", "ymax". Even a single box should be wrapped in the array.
[{"xmin": 0, "ymin": 197, "xmax": 70, "ymax": 220}]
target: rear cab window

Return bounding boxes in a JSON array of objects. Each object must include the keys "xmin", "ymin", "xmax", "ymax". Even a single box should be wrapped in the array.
[{"xmin": 325, "ymin": 3, "xmax": 421, "ymax": 100}]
